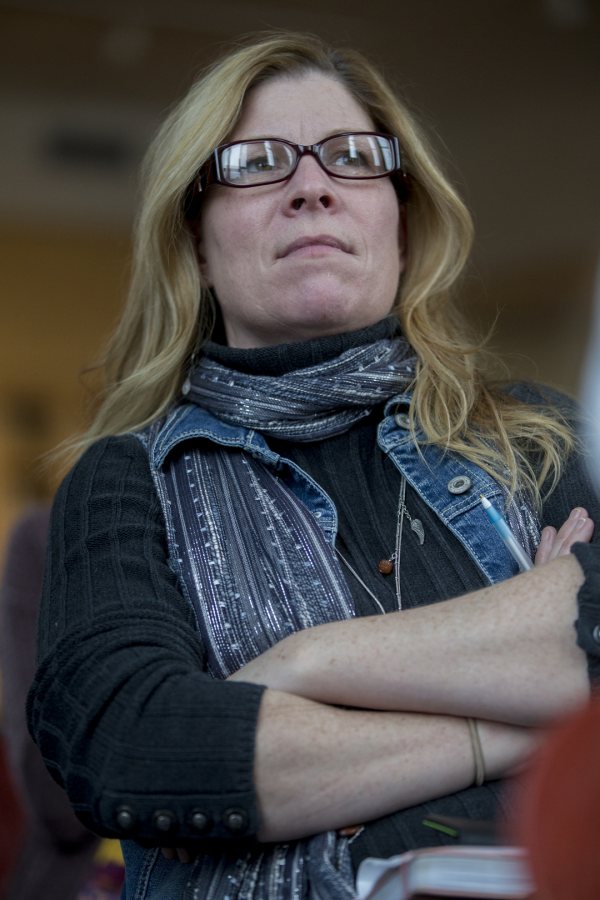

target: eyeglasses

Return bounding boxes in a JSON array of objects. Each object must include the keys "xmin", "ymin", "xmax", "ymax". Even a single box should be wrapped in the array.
[{"xmin": 201, "ymin": 131, "xmax": 404, "ymax": 189}]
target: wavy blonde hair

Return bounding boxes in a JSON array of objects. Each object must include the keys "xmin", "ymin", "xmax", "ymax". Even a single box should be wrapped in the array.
[{"xmin": 68, "ymin": 31, "xmax": 573, "ymax": 503}]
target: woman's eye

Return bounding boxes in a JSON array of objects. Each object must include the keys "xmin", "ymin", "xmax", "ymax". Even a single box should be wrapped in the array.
[
  {"xmin": 331, "ymin": 151, "xmax": 370, "ymax": 169},
  {"xmin": 347, "ymin": 154, "xmax": 365, "ymax": 167},
  {"xmin": 246, "ymin": 156, "xmax": 276, "ymax": 172}
]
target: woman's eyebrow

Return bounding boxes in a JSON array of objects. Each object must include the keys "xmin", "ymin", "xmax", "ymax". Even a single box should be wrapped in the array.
[{"xmin": 227, "ymin": 129, "xmax": 368, "ymax": 144}]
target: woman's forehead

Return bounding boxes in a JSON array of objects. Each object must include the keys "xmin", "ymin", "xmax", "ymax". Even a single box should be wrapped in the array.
[{"xmin": 230, "ymin": 72, "xmax": 376, "ymax": 144}]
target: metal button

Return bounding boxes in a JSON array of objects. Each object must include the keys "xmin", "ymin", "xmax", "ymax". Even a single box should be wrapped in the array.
[
  {"xmin": 447, "ymin": 476, "xmax": 472, "ymax": 495},
  {"xmin": 224, "ymin": 808, "xmax": 247, "ymax": 833},
  {"xmin": 115, "ymin": 806, "xmax": 136, "ymax": 831},
  {"xmin": 153, "ymin": 810, "xmax": 176, "ymax": 833},
  {"xmin": 395, "ymin": 412, "xmax": 411, "ymax": 429},
  {"xmin": 592, "ymin": 625, "xmax": 600, "ymax": 644},
  {"xmin": 190, "ymin": 810, "xmax": 210, "ymax": 833}
]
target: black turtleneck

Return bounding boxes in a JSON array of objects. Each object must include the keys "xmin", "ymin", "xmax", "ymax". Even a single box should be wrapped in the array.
[
  {"xmin": 203, "ymin": 316, "xmax": 399, "ymax": 375},
  {"xmin": 203, "ymin": 318, "xmax": 486, "ymax": 617}
]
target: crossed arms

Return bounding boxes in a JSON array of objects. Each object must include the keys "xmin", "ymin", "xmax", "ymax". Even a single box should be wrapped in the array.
[{"xmin": 228, "ymin": 511, "xmax": 594, "ymax": 843}]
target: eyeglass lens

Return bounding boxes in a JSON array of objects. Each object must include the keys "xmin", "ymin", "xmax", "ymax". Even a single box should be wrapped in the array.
[{"xmin": 218, "ymin": 133, "xmax": 396, "ymax": 186}]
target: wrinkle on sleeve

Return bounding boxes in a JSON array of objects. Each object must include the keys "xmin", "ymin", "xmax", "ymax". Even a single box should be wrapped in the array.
[{"xmin": 26, "ymin": 435, "xmax": 265, "ymax": 843}]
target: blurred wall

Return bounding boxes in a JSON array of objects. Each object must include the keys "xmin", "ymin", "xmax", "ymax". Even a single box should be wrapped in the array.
[
  {"xmin": 0, "ymin": 0, "xmax": 599, "ymax": 556},
  {"xmin": 0, "ymin": 226, "xmax": 129, "ymax": 546}
]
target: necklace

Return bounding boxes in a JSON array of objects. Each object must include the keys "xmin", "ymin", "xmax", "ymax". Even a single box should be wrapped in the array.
[
  {"xmin": 377, "ymin": 476, "xmax": 425, "ymax": 578},
  {"xmin": 335, "ymin": 551, "xmax": 387, "ymax": 615},
  {"xmin": 335, "ymin": 475, "xmax": 425, "ymax": 614}
]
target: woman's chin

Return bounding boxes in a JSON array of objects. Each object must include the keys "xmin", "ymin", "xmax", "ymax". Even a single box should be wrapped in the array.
[{"xmin": 222, "ymin": 292, "xmax": 394, "ymax": 347}]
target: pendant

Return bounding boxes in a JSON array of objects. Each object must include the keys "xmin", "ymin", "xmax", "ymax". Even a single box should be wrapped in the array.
[
  {"xmin": 411, "ymin": 518, "xmax": 425, "ymax": 545},
  {"xmin": 377, "ymin": 558, "xmax": 394, "ymax": 575}
]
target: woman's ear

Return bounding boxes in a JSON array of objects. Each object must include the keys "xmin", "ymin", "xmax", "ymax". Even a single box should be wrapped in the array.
[
  {"xmin": 197, "ymin": 242, "xmax": 211, "ymax": 286},
  {"xmin": 189, "ymin": 220, "xmax": 212, "ymax": 286},
  {"xmin": 398, "ymin": 203, "xmax": 408, "ymax": 274}
]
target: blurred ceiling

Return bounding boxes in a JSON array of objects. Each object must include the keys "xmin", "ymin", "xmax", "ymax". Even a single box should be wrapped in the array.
[{"xmin": 1, "ymin": 0, "xmax": 599, "ymax": 273}]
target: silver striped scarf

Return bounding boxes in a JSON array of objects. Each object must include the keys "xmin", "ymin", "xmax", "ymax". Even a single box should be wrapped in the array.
[{"xmin": 183, "ymin": 337, "xmax": 417, "ymax": 442}]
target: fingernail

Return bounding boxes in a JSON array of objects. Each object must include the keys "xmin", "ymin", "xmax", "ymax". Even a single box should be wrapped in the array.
[{"xmin": 575, "ymin": 517, "xmax": 588, "ymax": 529}]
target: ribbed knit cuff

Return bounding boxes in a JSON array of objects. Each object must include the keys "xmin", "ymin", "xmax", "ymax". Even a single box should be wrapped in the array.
[{"xmin": 572, "ymin": 542, "xmax": 600, "ymax": 687}]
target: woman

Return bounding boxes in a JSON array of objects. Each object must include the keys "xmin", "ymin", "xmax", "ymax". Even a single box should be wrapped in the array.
[{"xmin": 27, "ymin": 32, "xmax": 599, "ymax": 900}]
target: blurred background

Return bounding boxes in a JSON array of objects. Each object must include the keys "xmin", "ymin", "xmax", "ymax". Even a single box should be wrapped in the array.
[
  {"xmin": 0, "ymin": 2, "xmax": 598, "ymax": 893},
  {"xmin": 0, "ymin": 0, "xmax": 599, "ymax": 547}
]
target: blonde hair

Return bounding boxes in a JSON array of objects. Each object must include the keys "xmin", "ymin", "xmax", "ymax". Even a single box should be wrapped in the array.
[{"xmin": 69, "ymin": 31, "xmax": 573, "ymax": 504}]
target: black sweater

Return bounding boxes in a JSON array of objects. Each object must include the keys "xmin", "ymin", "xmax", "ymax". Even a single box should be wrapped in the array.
[{"xmin": 27, "ymin": 335, "xmax": 600, "ymax": 865}]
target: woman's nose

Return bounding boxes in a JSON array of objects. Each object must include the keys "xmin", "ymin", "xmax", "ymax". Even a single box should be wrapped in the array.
[{"xmin": 285, "ymin": 155, "xmax": 337, "ymax": 212}]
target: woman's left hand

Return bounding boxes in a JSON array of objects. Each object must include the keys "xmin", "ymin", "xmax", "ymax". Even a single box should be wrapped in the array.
[
  {"xmin": 161, "ymin": 846, "xmax": 194, "ymax": 863},
  {"xmin": 535, "ymin": 507, "xmax": 594, "ymax": 566},
  {"xmin": 230, "ymin": 506, "xmax": 596, "ymax": 691}
]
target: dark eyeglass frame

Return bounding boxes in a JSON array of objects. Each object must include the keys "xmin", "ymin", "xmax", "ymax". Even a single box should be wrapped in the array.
[{"xmin": 199, "ymin": 131, "xmax": 405, "ymax": 190}]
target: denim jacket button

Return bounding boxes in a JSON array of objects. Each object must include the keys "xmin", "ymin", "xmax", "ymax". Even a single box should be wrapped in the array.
[
  {"xmin": 592, "ymin": 624, "xmax": 600, "ymax": 644},
  {"xmin": 395, "ymin": 412, "xmax": 411, "ymax": 429},
  {"xmin": 447, "ymin": 476, "xmax": 472, "ymax": 494}
]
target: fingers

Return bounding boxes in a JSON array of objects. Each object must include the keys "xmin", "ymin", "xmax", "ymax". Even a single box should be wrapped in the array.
[
  {"xmin": 160, "ymin": 846, "xmax": 194, "ymax": 863},
  {"xmin": 535, "ymin": 508, "xmax": 594, "ymax": 566},
  {"xmin": 535, "ymin": 526, "xmax": 557, "ymax": 566},
  {"xmin": 553, "ymin": 508, "xmax": 593, "ymax": 558}
]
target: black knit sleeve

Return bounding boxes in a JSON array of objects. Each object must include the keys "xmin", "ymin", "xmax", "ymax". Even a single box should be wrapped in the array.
[
  {"xmin": 26, "ymin": 435, "xmax": 265, "ymax": 844},
  {"xmin": 540, "ymin": 441, "xmax": 600, "ymax": 685},
  {"xmin": 572, "ymin": 542, "xmax": 600, "ymax": 685}
]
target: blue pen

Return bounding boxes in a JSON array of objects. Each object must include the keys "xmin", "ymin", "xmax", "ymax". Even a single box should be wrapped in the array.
[{"xmin": 480, "ymin": 495, "xmax": 533, "ymax": 571}]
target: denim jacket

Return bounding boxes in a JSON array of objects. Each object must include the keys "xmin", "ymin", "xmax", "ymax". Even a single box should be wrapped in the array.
[
  {"xmin": 144, "ymin": 393, "xmax": 532, "ymax": 583},
  {"xmin": 123, "ymin": 393, "xmax": 535, "ymax": 899}
]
